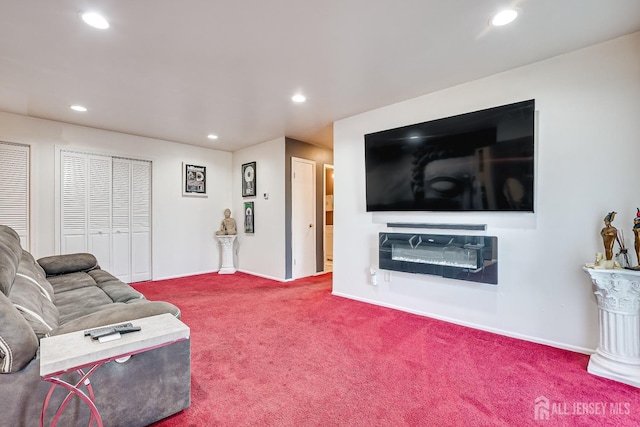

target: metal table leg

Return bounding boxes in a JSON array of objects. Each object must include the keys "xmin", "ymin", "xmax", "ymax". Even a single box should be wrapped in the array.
[{"xmin": 40, "ymin": 363, "xmax": 104, "ymax": 427}]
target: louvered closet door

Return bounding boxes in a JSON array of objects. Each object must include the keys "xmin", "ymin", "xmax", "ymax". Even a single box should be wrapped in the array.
[
  {"xmin": 0, "ymin": 142, "xmax": 29, "ymax": 249},
  {"xmin": 60, "ymin": 151, "xmax": 88, "ymax": 254},
  {"xmin": 88, "ymin": 155, "xmax": 112, "ymax": 271},
  {"xmin": 112, "ymin": 158, "xmax": 132, "ymax": 282},
  {"xmin": 59, "ymin": 151, "xmax": 151, "ymax": 282},
  {"xmin": 131, "ymin": 160, "xmax": 151, "ymax": 282}
]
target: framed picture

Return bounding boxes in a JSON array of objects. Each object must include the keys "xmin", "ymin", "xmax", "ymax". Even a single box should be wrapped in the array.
[
  {"xmin": 242, "ymin": 162, "xmax": 256, "ymax": 197},
  {"xmin": 244, "ymin": 201, "xmax": 254, "ymax": 234},
  {"xmin": 182, "ymin": 163, "xmax": 207, "ymax": 197}
]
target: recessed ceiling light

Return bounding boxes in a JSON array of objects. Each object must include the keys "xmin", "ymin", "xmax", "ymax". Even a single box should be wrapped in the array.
[
  {"xmin": 207, "ymin": 134, "xmax": 219, "ymax": 140},
  {"xmin": 491, "ymin": 9, "xmax": 518, "ymax": 26},
  {"xmin": 70, "ymin": 105, "xmax": 87, "ymax": 112},
  {"xmin": 81, "ymin": 12, "xmax": 110, "ymax": 30},
  {"xmin": 291, "ymin": 93, "xmax": 306, "ymax": 103}
]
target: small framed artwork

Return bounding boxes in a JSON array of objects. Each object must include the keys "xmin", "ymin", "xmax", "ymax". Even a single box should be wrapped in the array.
[
  {"xmin": 244, "ymin": 201, "xmax": 254, "ymax": 234},
  {"xmin": 183, "ymin": 163, "xmax": 207, "ymax": 197},
  {"xmin": 242, "ymin": 162, "xmax": 256, "ymax": 197}
]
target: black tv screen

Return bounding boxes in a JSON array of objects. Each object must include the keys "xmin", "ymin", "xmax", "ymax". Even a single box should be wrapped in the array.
[{"xmin": 364, "ymin": 99, "xmax": 535, "ymax": 212}]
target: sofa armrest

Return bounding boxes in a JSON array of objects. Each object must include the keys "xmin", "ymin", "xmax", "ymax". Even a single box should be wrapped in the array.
[{"xmin": 37, "ymin": 253, "xmax": 99, "ymax": 277}]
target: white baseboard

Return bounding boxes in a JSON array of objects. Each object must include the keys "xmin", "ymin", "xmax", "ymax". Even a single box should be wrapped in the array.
[
  {"xmin": 236, "ymin": 269, "xmax": 290, "ymax": 282},
  {"xmin": 331, "ymin": 291, "xmax": 594, "ymax": 355},
  {"xmin": 153, "ymin": 269, "xmax": 218, "ymax": 281},
  {"xmin": 155, "ymin": 269, "xmax": 291, "ymax": 283}
]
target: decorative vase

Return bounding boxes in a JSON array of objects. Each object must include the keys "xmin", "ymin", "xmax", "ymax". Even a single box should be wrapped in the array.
[{"xmin": 616, "ymin": 248, "xmax": 630, "ymax": 269}]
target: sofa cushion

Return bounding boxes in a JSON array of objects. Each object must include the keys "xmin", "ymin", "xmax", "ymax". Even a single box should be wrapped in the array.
[
  {"xmin": 47, "ymin": 271, "xmax": 101, "ymax": 294},
  {"xmin": 88, "ymin": 270, "xmax": 145, "ymax": 302},
  {"xmin": 0, "ymin": 225, "xmax": 22, "ymax": 296},
  {"xmin": 0, "ymin": 291, "xmax": 39, "ymax": 373},
  {"xmin": 50, "ymin": 269, "xmax": 145, "ymax": 323},
  {"xmin": 17, "ymin": 251, "xmax": 54, "ymax": 302},
  {"xmin": 57, "ymin": 302, "xmax": 127, "ymax": 325},
  {"xmin": 8, "ymin": 252, "xmax": 60, "ymax": 338},
  {"xmin": 54, "ymin": 300, "xmax": 182, "ymax": 335},
  {"xmin": 37, "ymin": 253, "xmax": 99, "ymax": 276},
  {"xmin": 54, "ymin": 286, "xmax": 114, "ymax": 320}
]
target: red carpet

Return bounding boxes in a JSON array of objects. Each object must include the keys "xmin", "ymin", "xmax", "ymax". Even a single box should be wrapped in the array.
[{"xmin": 133, "ymin": 273, "xmax": 640, "ymax": 426}]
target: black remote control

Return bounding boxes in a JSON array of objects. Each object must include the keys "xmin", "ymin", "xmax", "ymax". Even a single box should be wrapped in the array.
[
  {"xmin": 91, "ymin": 324, "xmax": 141, "ymax": 339},
  {"xmin": 84, "ymin": 323, "xmax": 132, "ymax": 337}
]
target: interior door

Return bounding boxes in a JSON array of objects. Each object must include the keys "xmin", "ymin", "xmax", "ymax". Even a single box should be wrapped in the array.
[
  {"xmin": 0, "ymin": 142, "xmax": 29, "ymax": 249},
  {"xmin": 88, "ymin": 154, "xmax": 112, "ymax": 271},
  {"xmin": 130, "ymin": 160, "xmax": 151, "ymax": 282},
  {"xmin": 60, "ymin": 150, "xmax": 88, "ymax": 254},
  {"xmin": 112, "ymin": 158, "xmax": 131, "ymax": 282},
  {"xmin": 292, "ymin": 157, "xmax": 316, "ymax": 279}
]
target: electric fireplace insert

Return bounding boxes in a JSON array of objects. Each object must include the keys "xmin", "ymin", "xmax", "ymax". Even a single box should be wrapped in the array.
[{"xmin": 379, "ymin": 233, "xmax": 498, "ymax": 284}]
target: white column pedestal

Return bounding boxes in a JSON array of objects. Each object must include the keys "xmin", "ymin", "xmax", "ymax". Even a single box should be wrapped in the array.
[
  {"xmin": 584, "ymin": 267, "xmax": 640, "ymax": 387},
  {"xmin": 216, "ymin": 235, "xmax": 237, "ymax": 274}
]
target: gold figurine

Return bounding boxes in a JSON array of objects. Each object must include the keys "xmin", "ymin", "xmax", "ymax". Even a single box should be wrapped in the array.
[{"xmin": 600, "ymin": 211, "xmax": 618, "ymax": 261}]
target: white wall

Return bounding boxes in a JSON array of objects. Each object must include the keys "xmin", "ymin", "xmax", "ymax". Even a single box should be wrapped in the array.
[
  {"xmin": 333, "ymin": 32, "xmax": 640, "ymax": 353},
  {"xmin": 0, "ymin": 112, "xmax": 232, "ymax": 280},
  {"xmin": 232, "ymin": 137, "xmax": 286, "ymax": 280}
]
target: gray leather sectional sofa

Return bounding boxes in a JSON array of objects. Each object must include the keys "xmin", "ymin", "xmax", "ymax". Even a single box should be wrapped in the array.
[{"xmin": 0, "ymin": 225, "xmax": 190, "ymax": 426}]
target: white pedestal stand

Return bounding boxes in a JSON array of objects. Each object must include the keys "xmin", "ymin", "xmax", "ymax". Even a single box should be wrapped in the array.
[
  {"xmin": 583, "ymin": 267, "xmax": 640, "ymax": 387},
  {"xmin": 216, "ymin": 235, "xmax": 237, "ymax": 274}
]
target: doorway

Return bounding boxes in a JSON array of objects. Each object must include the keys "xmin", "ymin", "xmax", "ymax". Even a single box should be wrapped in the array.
[{"xmin": 323, "ymin": 165, "xmax": 334, "ymax": 272}]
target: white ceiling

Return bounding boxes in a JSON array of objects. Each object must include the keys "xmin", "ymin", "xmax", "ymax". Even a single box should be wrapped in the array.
[{"xmin": 1, "ymin": 1, "xmax": 639, "ymax": 152}]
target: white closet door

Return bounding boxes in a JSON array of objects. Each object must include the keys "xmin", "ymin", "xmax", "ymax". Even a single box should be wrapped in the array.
[
  {"xmin": 0, "ymin": 142, "xmax": 29, "ymax": 249},
  {"xmin": 112, "ymin": 158, "xmax": 131, "ymax": 282},
  {"xmin": 60, "ymin": 151, "xmax": 88, "ymax": 254},
  {"xmin": 59, "ymin": 151, "xmax": 151, "ymax": 283},
  {"xmin": 131, "ymin": 160, "xmax": 151, "ymax": 282},
  {"xmin": 88, "ymin": 154, "xmax": 112, "ymax": 270}
]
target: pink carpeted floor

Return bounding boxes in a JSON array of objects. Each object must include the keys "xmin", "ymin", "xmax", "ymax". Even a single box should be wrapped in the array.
[{"xmin": 133, "ymin": 272, "xmax": 640, "ymax": 426}]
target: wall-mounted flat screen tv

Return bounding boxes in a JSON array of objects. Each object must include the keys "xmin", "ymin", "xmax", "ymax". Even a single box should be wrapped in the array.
[{"xmin": 364, "ymin": 99, "xmax": 535, "ymax": 212}]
